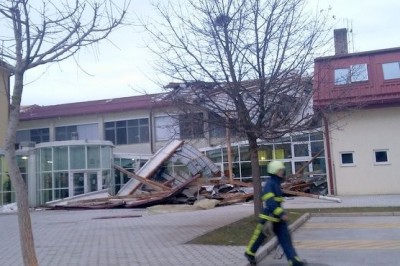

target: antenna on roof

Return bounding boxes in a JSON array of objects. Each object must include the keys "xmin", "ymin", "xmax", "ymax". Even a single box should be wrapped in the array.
[{"xmin": 346, "ymin": 19, "xmax": 355, "ymax": 53}]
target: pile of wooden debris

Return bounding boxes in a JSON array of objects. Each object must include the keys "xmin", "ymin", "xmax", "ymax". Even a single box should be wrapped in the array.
[{"xmin": 48, "ymin": 140, "xmax": 253, "ymax": 210}]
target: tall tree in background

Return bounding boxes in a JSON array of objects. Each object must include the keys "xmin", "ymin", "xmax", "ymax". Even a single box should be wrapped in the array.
[
  {"xmin": 0, "ymin": 1, "xmax": 128, "ymax": 265},
  {"xmin": 143, "ymin": 0, "xmax": 332, "ymax": 216}
]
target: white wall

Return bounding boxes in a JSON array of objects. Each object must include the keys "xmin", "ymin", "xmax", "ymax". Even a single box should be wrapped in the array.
[{"xmin": 329, "ymin": 107, "xmax": 400, "ymax": 195}]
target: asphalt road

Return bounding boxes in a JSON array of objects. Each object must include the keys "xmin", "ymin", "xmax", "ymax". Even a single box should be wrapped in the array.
[{"xmin": 258, "ymin": 215, "xmax": 400, "ymax": 266}]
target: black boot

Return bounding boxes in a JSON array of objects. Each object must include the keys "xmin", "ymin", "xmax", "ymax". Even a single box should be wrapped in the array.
[
  {"xmin": 289, "ymin": 256, "xmax": 306, "ymax": 266},
  {"xmin": 244, "ymin": 252, "xmax": 257, "ymax": 265}
]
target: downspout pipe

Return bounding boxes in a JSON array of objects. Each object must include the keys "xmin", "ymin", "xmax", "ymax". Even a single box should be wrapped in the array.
[{"xmin": 323, "ymin": 115, "xmax": 335, "ymax": 195}]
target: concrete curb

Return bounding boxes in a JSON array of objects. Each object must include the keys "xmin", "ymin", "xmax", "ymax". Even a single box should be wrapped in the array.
[
  {"xmin": 245, "ymin": 213, "xmax": 311, "ymax": 266},
  {"xmin": 311, "ymin": 211, "xmax": 400, "ymax": 217}
]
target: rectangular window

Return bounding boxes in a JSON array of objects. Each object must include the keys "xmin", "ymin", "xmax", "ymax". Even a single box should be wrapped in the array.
[
  {"xmin": 382, "ymin": 62, "xmax": 400, "ymax": 80},
  {"xmin": 154, "ymin": 116, "xmax": 180, "ymax": 141},
  {"xmin": 209, "ymin": 113, "xmax": 226, "ymax": 138},
  {"xmin": 56, "ymin": 124, "xmax": 99, "ymax": 141},
  {"xmin": 104, "ymin": 118, "xmax": 149, "ymax": 145},
  {"xmin": 340, "ymin": 152, "xmax": 354, "ymax": 166},
  {"xmin": 374, "ymin": 150, "xmax": 389, "ymax": 164},
  {"xmin": 17, "ymin": 128, "xmax": 50, "ymax": 144},
  {"xmin": 334, "ymin": 68, "xmax": 350, "ymax": 85},
  {"xmin": 350, "ymin": 64, "xmax": 369, "ymax": 82},
  {"xmin": 334, "ymin": 64, "xmax": 368, "ymax": 85},
  {"xmin": 30, "ymin": 128, "xmax": 50, "ymax": 143},
  {"xmin": 179, "ymin": 113, "xmax": 204, "ymax": 139}
]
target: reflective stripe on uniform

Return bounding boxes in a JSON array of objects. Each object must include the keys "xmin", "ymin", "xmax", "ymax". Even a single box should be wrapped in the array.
[
  {"xmin": 273, "ymin": 207, "xmax": 284, "ymax": 216},
  {"xmin": 274, "ymin": 196, "xmax": 284, "ymax": 202},
  {"xmin": 259, "ymin": 214, "xmax": 279, "ymax": 222},
  {"xmin": 262, "ymin": 192, "xmax": 275, "ymax": 201},
  {"xmin": 245, "ymin": 223, "xmax": 263, "ymax": 256}
]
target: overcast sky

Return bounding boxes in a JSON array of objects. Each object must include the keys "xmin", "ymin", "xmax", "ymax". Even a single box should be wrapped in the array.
[{"xmin": 20, "ymin": 0, "xmax": 400, "ymax": 106}]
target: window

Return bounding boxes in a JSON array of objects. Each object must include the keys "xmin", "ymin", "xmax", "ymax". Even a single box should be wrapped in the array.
[
  {"xmin": 382, "ymin": 62, "xmax": 400, "ymax": 80},
  {"xmin": 374, "ymin": 150, "xmax": 389, "ymax": 164},
  {"xmin": 104, "ymin": 118, "xmax": 149, "ymax": 145},
  {"xmin": 154, "ymin": 116, "xmax": 180, "ymax": 141},
  {"xmin": 179, "ymin": 113, "xmax": 204, "ymax": 139},
  {"xmin": 334, "ymin": 64, "xmax": 368, "ymax": 85},
  {"xmin": 56, "ymin": 124, "xmax": 98, "ymax": 141},
  {"xmin": 16, "ymin": 128, "xmax": 50, "ymax": 144},
  {"xmin": 209, "ymin": 112, "xmax": 226, "ymax": 138},
  {"xmin": 340, "ymin": 152, "xmax": 354, "ymax": 166}
]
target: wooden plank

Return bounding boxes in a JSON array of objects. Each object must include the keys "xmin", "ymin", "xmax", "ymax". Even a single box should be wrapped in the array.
[{"xmin": 113, "ymin": 164, "xmax": 171, "ymax": 192}]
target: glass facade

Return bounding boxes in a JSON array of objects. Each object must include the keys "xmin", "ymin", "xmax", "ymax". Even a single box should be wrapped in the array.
[
  {"xmin": 113, "ymin": 156, "xmax": 148, "ymax": 193},
  {"xmin": 0, "ymin": 154, "xmax": 28, "ymax": 206},
  {"xmin": 35, "ymin": 141, "xmax": 113, "ymax": 205},
  {"xmin": 203, "ymin": 131, "xmax": 326, "ymax": 181}
]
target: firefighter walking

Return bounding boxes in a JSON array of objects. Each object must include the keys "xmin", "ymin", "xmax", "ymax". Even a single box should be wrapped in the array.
[{"xmin": 245, "ymin": 161, "xmax": 305, "ymax": 266}]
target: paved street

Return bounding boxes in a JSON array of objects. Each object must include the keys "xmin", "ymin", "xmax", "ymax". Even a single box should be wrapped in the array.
[
  {"xmin": 259, "ymin": 215, "xmax": 400, "ymax": 266},
  {"xmin": 0, "ymin": 205, "xmax": 253, "ymax": 266},
  {"xmin": 1, "ymin": 195, "xmax": 400, "ymax": 266}
]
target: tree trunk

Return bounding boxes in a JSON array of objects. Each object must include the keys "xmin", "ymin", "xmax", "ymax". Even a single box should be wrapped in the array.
[
  {"xmin": 248, "ymin": 135, "xmax": 262, "ymax": 217},
  {"xmin": 4, "ymin": 72, "xmax": 39, "ymax": 266}
]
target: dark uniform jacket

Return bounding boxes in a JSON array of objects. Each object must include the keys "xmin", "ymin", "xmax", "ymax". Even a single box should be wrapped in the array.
[{"xmin": 260, "ymin": 174, "xmax": 285, "ymax": 222}]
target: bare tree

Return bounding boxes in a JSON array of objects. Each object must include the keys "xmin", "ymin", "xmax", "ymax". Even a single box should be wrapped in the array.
[
  {"xmin": 142, "ymin": 0, "xmax": 332, "ymax": 216},
  {"xmin": 0, "ymin": 1, "xmax": 128, "ymax": 265}
]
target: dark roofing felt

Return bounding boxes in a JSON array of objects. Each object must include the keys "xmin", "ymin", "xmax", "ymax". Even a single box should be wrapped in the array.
[{"xmin": 20, "ymin": 93, "xmax": 168, "ymax": 121}]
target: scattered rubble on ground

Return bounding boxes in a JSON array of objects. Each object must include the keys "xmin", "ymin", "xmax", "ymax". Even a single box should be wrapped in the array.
[
  {"xmin": 46, "ymin": 143, "xmax": 339, "ymax": 210},
  {"xmin": 47, "ymin": 140, "xmax": 254, "ymax": 210}
]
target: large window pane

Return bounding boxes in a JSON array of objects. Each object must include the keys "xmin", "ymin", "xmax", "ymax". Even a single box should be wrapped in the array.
[
  {"xmin": 87, "ymin": 146, "xmax": 100, "ymax": 169},
  {"xmin": 16, "ymin": 130, "xmax": 30, "ymax": 143},
  {"xmin": 209, "ymin": 113, "xmax": 226, "ymax": 138},
  {"xmin": 54, "ymin": 172, "xmax": 69, "ymax": 199},
  {"xmin": 127, "ymin": 127, "xmax": 139, "ymax": 144},
  {"xmin": 2, "ymin": 174, "xmax": 11, "ymax": 191},
  {"xmin": 312, "ymin": 158, "xmax": 326, "ymax": 173},
  {"xmin": 101, "ymin": 146, "xmax": 111, "ymax": 168},
  {"xmin": 179, "ymin": 113, "xmax": 204, "ymax": 139},
  {"xmin": 383, "ymin": 62, "xmax": 400, "ymax": 80},
  {"xmin": 40, "ymin": 148, "xmax": 53, "ymax": 171},
  {"xmin": 41, "ymin": 173, "xmax": 52, "ymax": 189},
  {"xmin": 334, "ymin": 68, "xmax": 350, "ymax": 85},
  {"xmin": 155, "ymin": 116, "xmax": 180, "ymax": 141},
  {"xmin": 223, "ymin": 146, "xmax": 239, "ymax": 162},
  {"xmin": 30, "ymin": 128, "xmax": 50, "ymax": 143},
  {"xmin": 70, "ymin": 146, "xmax": 85, "ymax": 169},
  {"xmin": 294, "ymin": 143, "xmax": 309, "ymax": 157},
  {"xmin": 351, "ymin": 64, "xmax": 368, "ymax": 82},
  {"xmin": 116, "ymin": 127, "xmax": 127, "ymax": 145},
  {"xmin": 310, "ymin": 132, "xmax": 323, "ymax": 141},
  {"xmin": 311, "ymin": 141, "xmax": 324, "ymax": 157},
  {"xmin": 258, "ymin": 145, "xmax": 273, "ymax": 161},
  {"xmin": 223, "ymin": 162, "xmax": 240, "ymax": 178},
  {"xmin": 240, "ymin": 162, "xmax": 252, "ymax": 178},
  {"xmin": 239, "ymin": 146, "xmax": 250, "ymax": 161},
  {"xmin": 139, "ymin": 126, "xmax": 150, "ymax": 143},
  {"xmin": 206, "ymin": 149, "xmax": 222, "ymax": 163},
  {"xmin": 55, "ymin": 126, "xmax": 77, "ymax": 141},
  {"xmin": 53, "ymin": 146, "xmax": 68, "ymax": 170},
  {"xmin": 274, "ymin": 144, "xmax": 291, "ymax": 159},
  {"xmin": 77, "ymin": 124, "xmax": 99, "ymax": 140}
]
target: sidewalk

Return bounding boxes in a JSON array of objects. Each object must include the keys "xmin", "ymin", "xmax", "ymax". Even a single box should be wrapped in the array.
[
  {"xmin": 0, "ymin": 204, "xmax": 253, "ymax": 266},
  {"xmin": 1, "ymin": 195, "xmax": 399, "ymax": 266},
  {"xmin": 282, "ymin": 194, "xmax": 400, "ymax": 209}
]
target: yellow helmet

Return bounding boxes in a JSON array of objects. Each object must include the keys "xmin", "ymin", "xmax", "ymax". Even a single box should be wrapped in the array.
[{"xmin": 268, "ymin": 161, "xmax": 285, "ymax": 175}]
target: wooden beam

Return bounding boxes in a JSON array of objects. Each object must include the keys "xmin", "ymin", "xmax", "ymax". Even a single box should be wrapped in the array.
[{"xmin": 113, "ymin": 164, "xmax": 171, "ymax": 192}]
